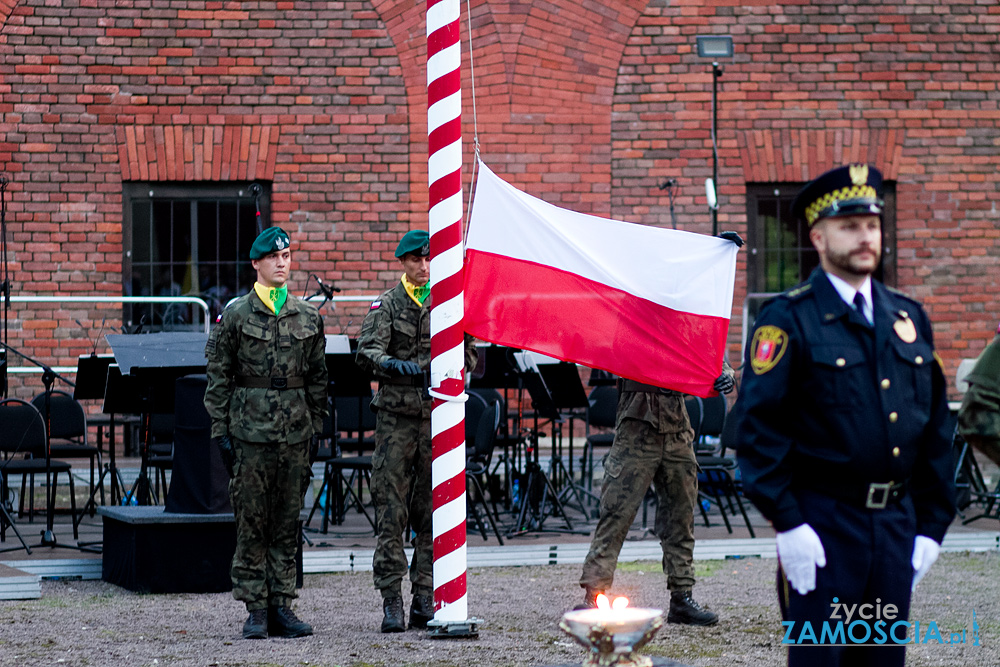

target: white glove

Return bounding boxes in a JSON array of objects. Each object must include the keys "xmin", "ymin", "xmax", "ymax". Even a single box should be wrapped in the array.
[
  {"xmin": 776, "ymin": 524, "xmax": 826, "ymax": 595},
  {"xmin": 911, "ymin": 535, "xmax": 940, "ymax": 591}
]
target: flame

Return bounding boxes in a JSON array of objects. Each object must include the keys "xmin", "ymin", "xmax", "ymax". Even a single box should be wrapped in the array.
[{"xmin": 594, "ymin": 594, "xmax": 630, "ymax": 613}]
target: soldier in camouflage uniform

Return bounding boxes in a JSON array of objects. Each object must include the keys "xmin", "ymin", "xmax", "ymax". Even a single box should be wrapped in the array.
[
  {"xmin": 204, "ymin": 227, "xmax": 328, "ymax": 640},
  {"xmin": 577, "ymin": 363, "xmax": 736, "ymax": 626},
  {"xmin": 959, "ymin": 322, "xmax": 1000, "ymax": 468},
  {"xmin": 356, "ymin": 229, "xmax": 478, "ymax": 633}
]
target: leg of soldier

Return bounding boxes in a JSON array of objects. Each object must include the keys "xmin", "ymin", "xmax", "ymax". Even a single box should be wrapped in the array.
[
  {"xmin": 579, "ymin": 418, "xmax": 660, "ymax": 593},
  {"xmin": 229, "ymin": 438, "xmax": 275, "ymax": 610},
  {"xmin": 408, "ymin": 415, "xmax": 434, "ymax": 595},
  {"xmin": 652, "ymin": 428, "xmax": 698, "ymax": 593},
  {"xmin": 264, "ymin": 439, "xmax": 311, "ymax": 606},
  {"xmin": 371, "ymin": 410, "xmax": 418, "ymax": 598}
]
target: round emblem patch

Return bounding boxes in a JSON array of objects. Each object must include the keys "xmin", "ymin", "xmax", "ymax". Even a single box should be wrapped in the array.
[{"xmin": 750, "ymin": 325, "xmax": 789, "ymax": 375}]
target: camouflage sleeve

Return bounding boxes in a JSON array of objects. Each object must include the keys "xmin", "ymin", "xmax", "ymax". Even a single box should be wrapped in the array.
[
  {"xmin": 958, "ymin": 337, "xmax": 1000, "ymax": 466},
  {"xmin": 356, "ymin": 297, "xmax": 394, "ymax": 378},
  {"xmin": 463, "ymin": 333, "xmax": 478, "ymax": 374},
  {"xmin": 204, "ymin": 309, "xmax": 238, "ymax": 438}
]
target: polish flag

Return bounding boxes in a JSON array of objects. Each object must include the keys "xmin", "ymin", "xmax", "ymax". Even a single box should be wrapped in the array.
[{"xmin": 463, "ymin": 161, "xmax": 738, "ymax": 398}]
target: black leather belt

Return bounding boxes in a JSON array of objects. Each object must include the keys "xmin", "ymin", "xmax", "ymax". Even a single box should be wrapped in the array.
[
  {"xmin": 803, "ymin": 479, "xmax": 907, "ymax": 509},
  {"xmin": 619, "ymin": 379, "xmax": 679, "ymax": 395},
  {"xmin": 382, "ymin": 373, "xmax": 427, "ymax": 388},
  {"xmin": 236, "ymin": 375, "xmax": 305, "ymax": 390}
]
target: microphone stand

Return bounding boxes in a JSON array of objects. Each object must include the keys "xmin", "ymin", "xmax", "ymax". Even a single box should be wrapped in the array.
[
  {"xmin": 1, "ymin": 175, "xmax": 10, "ymax": 399},
  {"xmin": 1, "ymin": 344, "xmax": 93, "ymax": 552}
]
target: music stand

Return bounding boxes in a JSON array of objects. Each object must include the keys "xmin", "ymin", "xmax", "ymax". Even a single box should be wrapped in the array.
[
  {"xmin": 507, "ymin": 356, "xmax": 580, "ymax": 537},
  {"xmin": 106, "ymin": 333, "xmax": 208, "ymax": 507},
  {"xmin": 471, "ymin": 345, "xmax": 523, "ymax": 510},
  {"xmin": 70, "ymin": 355, "xmax": 119, "ymax": 514},
  {"xmin": 536, "ymin": 361, "xmax": 598, "ymax": 514},
  {"xmin": 311, "ymin": 352, "xmax": 376, "ymax": 533}
]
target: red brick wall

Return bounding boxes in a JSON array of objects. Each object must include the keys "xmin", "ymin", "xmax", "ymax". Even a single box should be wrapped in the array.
[{"xmin": 1, "ymin": 0, "xmax": 998, "ymax": 400}]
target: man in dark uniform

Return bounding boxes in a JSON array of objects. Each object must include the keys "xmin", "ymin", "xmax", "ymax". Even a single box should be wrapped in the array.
[
  {"xmin": 356, "ymin": 229, "xmax": 477, "ymax": 633},
  {"xmin": 731, "ymin": 164, "xmax": 955, "ymax": 666},
  {"xmin": 577, "ymin": 363, "xmax": 736, "ymax": 626},
  {"xmin": 204, "ymin": 227, "xmax": 328, "ymax": 639}
]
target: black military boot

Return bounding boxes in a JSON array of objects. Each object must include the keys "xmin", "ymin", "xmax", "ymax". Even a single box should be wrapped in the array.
[
  {"xmin": 573, "ymin": 586, "xmax": 604, "ymax": 611},
  {"xmin": 667, "ymin": 590, "xmax": 719, "ymax": 626},
  {"xmin": 408, "ymin": 592, "xmax": 434, "ymax": 629},
  {"xmin": 381, "ymin": 596, "xmax": 406, "ymax": 633},
  {"xmin": 268, "ymin": 605, "xmax": 313, "ymax": 638},
  {"xmin": 243, "ymin": 609, "xmax": 268, "ymax": 639}
]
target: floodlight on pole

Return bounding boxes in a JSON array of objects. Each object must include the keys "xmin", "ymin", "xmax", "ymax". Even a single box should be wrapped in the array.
[{"xmin": 695, "ymin": 35, "xmax": 733, "ymax": 236}]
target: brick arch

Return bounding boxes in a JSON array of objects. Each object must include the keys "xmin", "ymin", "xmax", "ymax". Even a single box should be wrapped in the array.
[
  {"xmin": 735, "ymin": 129, "xmax": 904, "ymax": 183},
  {"xmin": 0, "ymin": 0, "xmax": 18, "ymax": 31}
]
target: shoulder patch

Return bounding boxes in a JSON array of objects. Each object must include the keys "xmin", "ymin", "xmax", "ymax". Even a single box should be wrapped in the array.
[
  {"xmin": 370, "ymin": 300, "xmax": 381, "ymax": 310},
  {"xmin": 750, "ymin": 325, "xmax": 789, "ymax": 375}
]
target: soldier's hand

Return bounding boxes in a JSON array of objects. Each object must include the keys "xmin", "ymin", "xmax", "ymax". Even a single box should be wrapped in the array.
[
  {"xmin": 713, "ymin": 371, "xmax": 736, "ymax": 395},
  {"xmin": 309, "ymin": 434, "xmax": 321, "ymax": 465},
  {"xmin": 775, "ymin": 524, "xmax": 826, "ymax": 595},
  {"xmin": 214, "ymin": 434, "xmax": 235, "ymax": 477},
  {"xmin": 718, "ymin": 231, "xmax": 744, "ymax": 248},
  {"xmin": 380, "ymin": 358, "xmax": 422, "ymax": 376}
]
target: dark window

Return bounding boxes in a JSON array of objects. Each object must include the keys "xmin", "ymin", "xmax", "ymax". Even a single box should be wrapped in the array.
[
  {"xmin": 742, "ymin": 181, "xmax": 896, "ymax": 349},
  {"xmin": 122, "ymin": 182, "xmax": 269, "ymax": 329}
]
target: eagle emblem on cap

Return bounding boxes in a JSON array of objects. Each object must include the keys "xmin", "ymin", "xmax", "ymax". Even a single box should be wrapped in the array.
[
  {"xmin": 275, "ymin": 237, "xmax": 286, "ymax": 249},
  {"xmin": 849, "ymin": 164, "xmax": 869, "ymax": 187}
]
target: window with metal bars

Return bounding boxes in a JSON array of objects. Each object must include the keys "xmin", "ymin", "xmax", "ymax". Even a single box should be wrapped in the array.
[{"xmin": 122, "ymin": 182, "xmax": 269, "ymax": 329}]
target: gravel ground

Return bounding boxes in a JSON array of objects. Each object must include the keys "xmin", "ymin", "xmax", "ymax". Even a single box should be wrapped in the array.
[{"xmin": 0, "ymin": 551, "xmax": 996, "ymax": 667}]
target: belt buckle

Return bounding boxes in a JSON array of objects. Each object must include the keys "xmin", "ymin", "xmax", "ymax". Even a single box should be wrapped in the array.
[
  {"xmin": 866, "ymin": 482, "xmax": 891, "ymax": 509},
  {"xmin": 270, "ymin": 377, "xmax": 288, "ymax": 390}
]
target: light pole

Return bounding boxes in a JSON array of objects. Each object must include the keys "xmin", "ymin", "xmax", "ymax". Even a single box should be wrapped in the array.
[{"xmin": 695, "ymin": 35, "xmax": 733, "ymax": 236}]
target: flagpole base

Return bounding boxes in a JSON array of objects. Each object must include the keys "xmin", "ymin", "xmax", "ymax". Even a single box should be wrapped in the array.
[{"xmin": 426, "ymin": 617, "xmax": 483, "ymax": 639}]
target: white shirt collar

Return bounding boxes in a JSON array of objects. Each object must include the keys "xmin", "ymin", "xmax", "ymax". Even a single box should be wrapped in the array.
[{"xmin": 825, "ymin": 272, "xmax": 873, "ymax": 324}]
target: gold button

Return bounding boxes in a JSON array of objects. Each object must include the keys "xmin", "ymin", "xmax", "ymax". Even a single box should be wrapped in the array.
[
  {"xmin": 915, "ymin": 356, "xmax": 923, "ymax": 365},
  {"xmin": 889, "ymin": 412, "xmax": 898, "ymax": 423},
  {"xmin": 881, "ymin": 379, "xmax": 891, "ymax": 389},
  {"xmin": 892, "ymin": 447, "xmax": 900, "ymax": 457},
  {"xmin": 836, "ymin": 358, "xmax": 846, "ymax": 367}
]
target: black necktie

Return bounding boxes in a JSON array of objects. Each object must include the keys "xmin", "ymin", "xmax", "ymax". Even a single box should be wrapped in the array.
[{"xmin": 853, "ymin": 292, "xmax": 871, "ymax": 327}]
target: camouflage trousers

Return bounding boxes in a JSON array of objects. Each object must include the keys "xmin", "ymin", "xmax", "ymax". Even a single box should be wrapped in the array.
[
  {"xmin": 371, "ymin": 410, "xmax": 433, "ymax": 599},
  {"xmin": 229, "ymin": 438, "xmax": 311, "ymax": 610},
  {"xmin": 580, "ymin": 418, "xmax": 699, "ymax": 593}
]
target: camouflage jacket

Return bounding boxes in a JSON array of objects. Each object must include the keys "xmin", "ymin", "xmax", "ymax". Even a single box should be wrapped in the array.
[
  {"xmin": 204, "ymin": 290, "xmax": 328, "ymax": 443},
  {"xmin": 356, "ymin": 280, "xmax": 477, "ymax": 418},
  {"xmin": 617, "ymin": 359, "xmax": 733, "ymax": 434},
  {"xmin": 959, "ymin": 335, "xmax": 1000, "ymax": 465}
]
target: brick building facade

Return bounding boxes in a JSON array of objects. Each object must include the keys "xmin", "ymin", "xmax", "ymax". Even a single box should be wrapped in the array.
[{"xmin": 1, "ymin": 0, "xmax": 997, "ymax": 399}]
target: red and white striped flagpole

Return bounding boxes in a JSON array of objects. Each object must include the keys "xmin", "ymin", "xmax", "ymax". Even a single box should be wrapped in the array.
[{"xmin": 426, "ymin": 0, "xmax": 474, "ymax": 634}]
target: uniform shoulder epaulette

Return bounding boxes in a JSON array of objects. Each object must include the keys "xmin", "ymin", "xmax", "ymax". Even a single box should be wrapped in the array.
[
  {"xmin": 784, "ymin": 283, "xmax": 812, "ymax": 300},
  {"xmin": 885, "ymin": 285, "xmax": 920, "ymax": 306}
]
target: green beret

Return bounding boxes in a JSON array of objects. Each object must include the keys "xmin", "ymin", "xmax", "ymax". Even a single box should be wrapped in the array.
[
  {"xmin": 249, "ymin": 227, "xmax": 291, "ymax": 260},
  {"xmin": 395, "ymin": 229, "xmax": 430, "ymax": 258}
]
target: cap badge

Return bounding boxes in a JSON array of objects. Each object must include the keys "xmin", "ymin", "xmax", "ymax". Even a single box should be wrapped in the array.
[
  {"xmin": 275, "ymin": 237, "xmax": 286, "ymax": 250},
  {"xmin": 849, "ymin": 164, "xmax": 869, "ymax": 187}
]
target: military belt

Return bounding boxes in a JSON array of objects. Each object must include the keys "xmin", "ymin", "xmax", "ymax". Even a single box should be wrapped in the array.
[
  {"xmin": 803, "ymin": 478, "xmax": 907, "ymax": 509},
  {"xmin": 382, "ymin": 373, "xmax": 427, "ymax": 388},
  {"xmin": 236, "ymin": 375, "xmax": 305, "ymax": 390},
  {"xmin": 619, "ymin": 379, "xmax": 679, "ymax": 395}
]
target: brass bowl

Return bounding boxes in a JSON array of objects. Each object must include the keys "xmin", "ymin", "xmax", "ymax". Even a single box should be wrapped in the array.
[{"xmin": 559, "ymin": 607, "xmax": 664, "ymax": 658}]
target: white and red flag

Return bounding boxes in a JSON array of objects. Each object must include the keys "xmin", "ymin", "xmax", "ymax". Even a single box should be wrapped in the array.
[{"xmin": 464, "ymin": 161, "xmax": 738, "ymax": 398}]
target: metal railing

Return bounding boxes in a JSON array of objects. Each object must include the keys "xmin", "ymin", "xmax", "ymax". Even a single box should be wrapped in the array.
[{"xmin": 1, "ymin": 295, "xmax": 212, "ymax": 375}]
